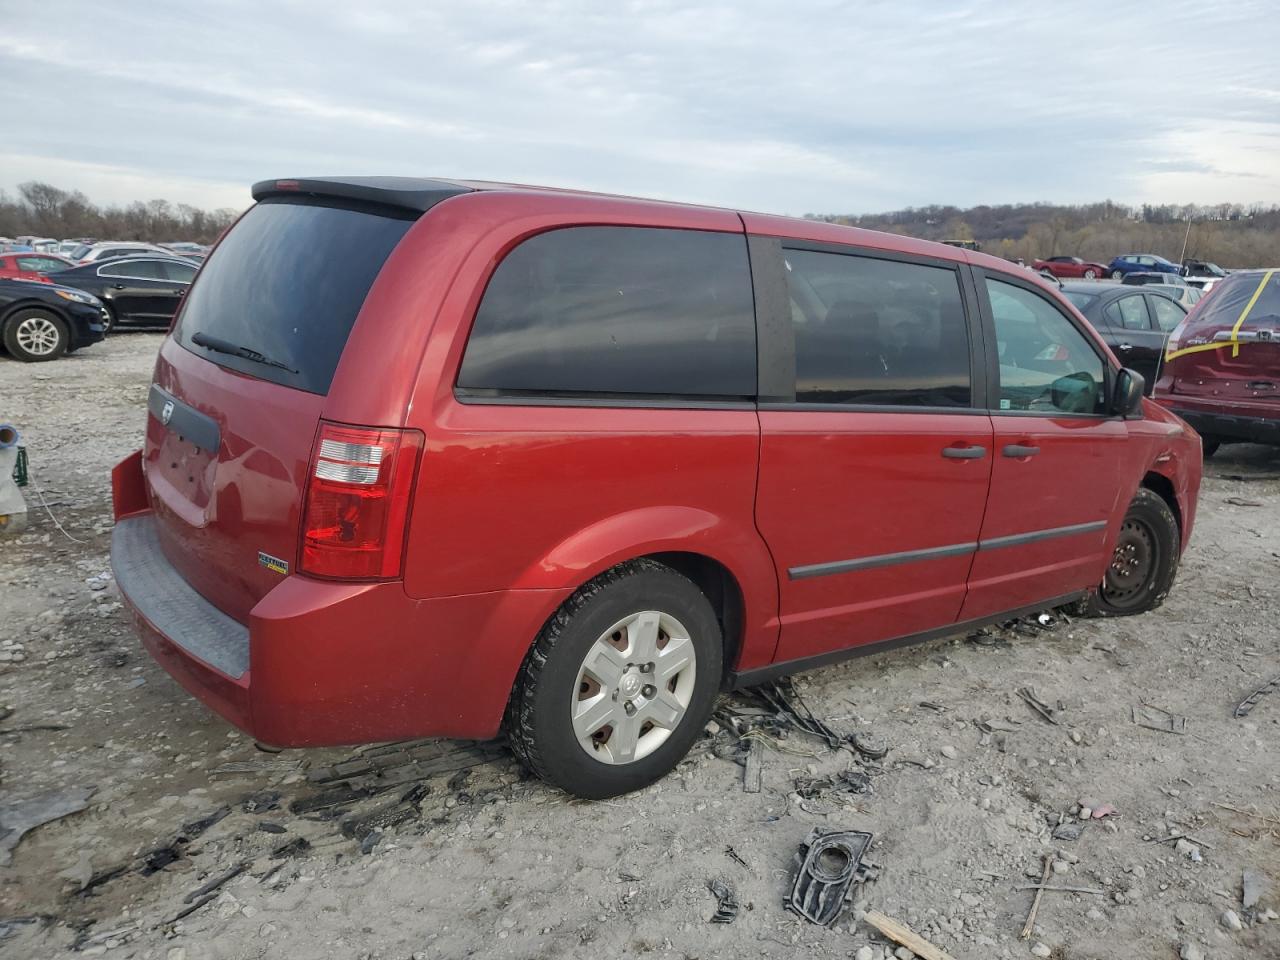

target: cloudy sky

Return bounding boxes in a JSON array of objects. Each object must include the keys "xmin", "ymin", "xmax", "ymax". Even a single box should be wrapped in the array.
[{"xmin": 3, "ymin": 0, "xmax": 1279, "ymax": 216}]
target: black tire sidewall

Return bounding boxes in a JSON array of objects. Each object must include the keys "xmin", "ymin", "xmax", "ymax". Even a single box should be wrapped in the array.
[
  {"xmin": 527, "ymin": 569, "xmax": 722, "ymax": 799},
  {"xmin": 101, "ymin": 304, "xmax": 117, "ymax": 334},
  {"xmin": 1090, "ymin": 489, "xmax": 1179, "ymax": 616},
  {"xmin": 3, "ymin": 309, "xmax": 68, "ymax": 362}
]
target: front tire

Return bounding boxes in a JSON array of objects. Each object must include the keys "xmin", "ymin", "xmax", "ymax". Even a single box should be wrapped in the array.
[
  {"xmin": 1111, "ymin": 269, "xmax": 1124, "ymax": 280},
  {"xmin": 1201, "ymin": 437, "xmax": 1221, "ymax": 458},
  {"xmin": 505, "ymin": 559, "xmax": 723, "ymax": 799},
  {"xmin": 3, "ymin": 309, "xmax": 68, "ymax": 362},
  {"xmin": 1084, "ymin": 268, "xmax": 1098, "ymax": 279},
  {"xmin": 1080, "ymin": 488, "xmax": 1179, "ymax": 617},
  {"xmin": 101, "ymin": 304, "xmax": 117, "ymax": 334}
]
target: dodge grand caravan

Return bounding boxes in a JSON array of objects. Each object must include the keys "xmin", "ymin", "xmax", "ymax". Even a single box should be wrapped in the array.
[{"xmin": 111, "ymin": 177, "xmax": 1202, "ymax": 798}]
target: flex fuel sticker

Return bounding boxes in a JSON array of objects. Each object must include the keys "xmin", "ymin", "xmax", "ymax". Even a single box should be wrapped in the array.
[{"xmin": 258, "ymin": 551, "xmax": 289, "ymax": 576}]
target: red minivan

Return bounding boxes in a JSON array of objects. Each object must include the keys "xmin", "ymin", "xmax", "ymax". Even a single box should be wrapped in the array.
[
  {"xmin": 1154, "ymin": 269, "xmax": 1279, "ymax": 455},
  {"xmin": 111, "ymin": 178, "xmax": 1202, "ymax": 798}
]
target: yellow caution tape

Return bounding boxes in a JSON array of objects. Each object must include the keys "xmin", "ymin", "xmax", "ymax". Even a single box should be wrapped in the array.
[{"xmin": 1230, "ymin": 269, "xmax": 1274, "ymax": 357}]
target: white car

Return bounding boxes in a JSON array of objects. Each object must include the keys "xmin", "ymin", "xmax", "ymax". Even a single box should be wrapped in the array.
[{"xmin": 69, "ymin": 241, "xmax": 176, "ymax": 264}]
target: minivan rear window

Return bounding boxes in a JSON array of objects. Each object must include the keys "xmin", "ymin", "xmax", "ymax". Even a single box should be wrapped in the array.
[
  {"xmin": 456, "ymin": 226, "xmax": 756, "ymax": 400},
  {"xmin": 175, "ymin": 199, "xmax": 414, "ymax": 394}
]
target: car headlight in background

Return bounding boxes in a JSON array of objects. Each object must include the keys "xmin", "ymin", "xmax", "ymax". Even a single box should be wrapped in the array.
[{"xmin": 54, "ymin": 289, "xmax": 101, "ymax": 306}]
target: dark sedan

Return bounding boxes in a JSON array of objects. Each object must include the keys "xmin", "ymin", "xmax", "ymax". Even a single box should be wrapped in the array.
[
  {"xmin": 47, "ymin": 256, "xmax": 198, "ymax": 331},
  {"xmin": 1, "ymin": 277, "xmax": 106, "ymax": 362},
  {"xmin": 1060, "ymin": 281, "xmax": 1186, "ymax": 393}
]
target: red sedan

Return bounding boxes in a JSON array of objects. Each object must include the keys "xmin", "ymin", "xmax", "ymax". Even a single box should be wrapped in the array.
[
  {"xmin": 1033, "ymin": 256, "xmax": 1108, "ymax": 280},
  {"xmin": 0, "ymin": 252, "xmax": 76, "ymax": 283}
]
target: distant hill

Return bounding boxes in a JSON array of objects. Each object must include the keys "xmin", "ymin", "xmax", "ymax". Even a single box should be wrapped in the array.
[{"xmin": 808, "ymin": 201, "xmax": 1280, "ymax": 269}]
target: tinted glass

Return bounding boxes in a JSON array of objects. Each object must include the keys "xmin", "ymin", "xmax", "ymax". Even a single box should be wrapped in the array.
[
  {"xmin": 177, "ymin": 199, "xmax": 413, "ymax": 394},
  {"xmin": 100, "ymin": 260, "xmax": 165, "ymax": 279},
  {"xmin": 457, "ymin": 226, "xmax": 755, "ymax": 398},
  {"xmin": 1063, "ymin": 291, "xmax": 1098, "ymax": 310},
  {"xmin": 161, "ymin": 261, "xmax": 197, "ymax": 282},
  {"xmin": 783, "ymin": 249, "xmax": 971, "ymax": 406},
  {"xmin": 70, "ymin": 244, "xmax": 92, "ymax": 260},
  {"xmin": 986, "ymin": 278, "xmax": 1106, "ymax": 415},
  {"xmin": 1150, "ymin": 295, "xmax": 1185, "ymax": 332},
  {"xmin": 1105, "ymin": 295, "xmax": 1152, "ymax": 330}
]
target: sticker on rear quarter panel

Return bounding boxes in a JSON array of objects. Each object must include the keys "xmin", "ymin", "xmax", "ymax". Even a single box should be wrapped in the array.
[{"xmin": 258, "ymin": 551, "xmax": 289, "ymax": 575}]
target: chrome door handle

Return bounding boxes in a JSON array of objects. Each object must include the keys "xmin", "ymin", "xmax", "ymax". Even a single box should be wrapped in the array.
[
  {"xmin": 1117, "ymin": 343, "xmax": 1133, "ymax": 351},
  {"xmin": 1003, "ymin": 444, "xmax": 1040, "ymax": 458},
  {"xmin": 942, "ymin": 446, "xmax": 986, "ymax": 459}
]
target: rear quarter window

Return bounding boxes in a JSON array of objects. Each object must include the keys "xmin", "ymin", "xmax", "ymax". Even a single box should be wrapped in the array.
[
  {"xmin": 175, "ymin": 199, "xmax": 414, "ymax": 394},
  {"xmin": 456, "ymin": 226, "xmax": 756, "ymax": 399}
]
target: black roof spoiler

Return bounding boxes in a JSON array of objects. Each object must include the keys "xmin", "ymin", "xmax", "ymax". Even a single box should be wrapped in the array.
[{"xmin": 250, "ymin": 177, "xmax": 473, "ymax": 214}]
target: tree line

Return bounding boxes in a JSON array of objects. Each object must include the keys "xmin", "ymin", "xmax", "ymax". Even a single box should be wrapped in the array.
[
  {"xmin": 811, "ymin": 200, "xmax": 1280, "ymax": 268},
  {"xmin": 0, "ymin": 182, "xmax": 241, "ymax": 245}
]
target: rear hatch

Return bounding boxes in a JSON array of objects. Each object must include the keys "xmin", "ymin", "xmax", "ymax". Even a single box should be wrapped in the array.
[
  {"xmin": 144, "ymin": 191, "xmax": 428, "ymax": 622},
  {"xmin": 1165, "ymin": 270, "xmax": 1280, "ymax": 406}
]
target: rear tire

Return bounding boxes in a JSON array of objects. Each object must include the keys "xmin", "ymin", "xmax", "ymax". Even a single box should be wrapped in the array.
[
  {"xmin": 505, "ymin": 559, "xmax": 723, "ymax": 799},
  {"xmin": 3, "ymin": 309, "xmax": 68, "ymax": 362},
  {"xmin": 101, "ymin": 304, "xmax": 117, "ymax": 334},
  {"xmin": 1111, "ymin": 269, "xmax": 1124, "ymax": 280},
  {"xmin": 1078, "ymin": 488, "xmax": 1179, "ymax": 617},
  {"xmin": 1201, "ymin": 437, "xmax": 1221, "ymax": 458},
  {"xmin": 1084, "ymin": 268, "xmax": 1097, "ymax": 279}
]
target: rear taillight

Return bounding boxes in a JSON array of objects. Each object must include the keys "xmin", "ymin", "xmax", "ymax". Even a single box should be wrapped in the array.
[{"xmin": 300, "ymin": 422, "xmax": 423, "ymax": 580}]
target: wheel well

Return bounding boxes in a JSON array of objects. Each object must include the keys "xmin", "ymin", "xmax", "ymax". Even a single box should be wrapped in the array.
[
  {"xmin": 0, "ymin": 299, "xmax": 68, "ymax": 328},
  {"xmin": 646, "ymin": 551, "xmax": 745, "ymax": 679},
  {"xmin": 1140, "ymin": 471, "xmax": 1181, "ymax": 535}
]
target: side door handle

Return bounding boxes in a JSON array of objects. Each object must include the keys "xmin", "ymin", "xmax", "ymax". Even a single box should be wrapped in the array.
[
  {"xmin": 942, "ymin": 445, "xmax": 986, "ymax": 460},
  {"xmin": 112, "ymin": 283, "xmax": 126, "ymax": 290},
  {"xmin": 1116, "ymin": 343, "xmax": 1133, "ymax": 351},
  {"xmin": 1003, "ymin": 444, "xmax": 1040, "ymax": 458}
]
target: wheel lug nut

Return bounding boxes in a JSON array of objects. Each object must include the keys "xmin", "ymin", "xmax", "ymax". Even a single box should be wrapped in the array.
[
  {"xmin": 642, "ymin": 684, "xmax": 656, "ymax": 698},
  {"xmin": 624, "ymin": 701, "xmax": 636, "ymax": 716}
]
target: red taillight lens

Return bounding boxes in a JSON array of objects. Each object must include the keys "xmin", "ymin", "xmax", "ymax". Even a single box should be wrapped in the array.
[{"xmin": 300, "ymin": 422, "xmax": 423, "ymax": 580}]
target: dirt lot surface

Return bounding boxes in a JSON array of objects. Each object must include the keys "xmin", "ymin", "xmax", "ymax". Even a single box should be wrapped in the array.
[{"xmin": 2, "ymin": 333, "xmax": 1279, "ymax": 959}]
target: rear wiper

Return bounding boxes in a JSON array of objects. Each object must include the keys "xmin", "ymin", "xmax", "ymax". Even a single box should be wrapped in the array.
[{"xmin": 191, "ymin": 331, "xmax": 297, "ymax": 374}]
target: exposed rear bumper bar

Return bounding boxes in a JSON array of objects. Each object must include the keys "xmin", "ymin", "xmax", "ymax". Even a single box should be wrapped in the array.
[{"xmin": 1166, "ymin": 406, "xmax": 1280, "ymax": 444}]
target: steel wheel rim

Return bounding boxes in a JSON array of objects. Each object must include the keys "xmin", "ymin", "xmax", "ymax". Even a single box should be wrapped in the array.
[
  {"xmin": 15, "ymin": 316, "xmax": 60, "ymax": 355},
  {"xmin": 571, "ymin": 610, "xmax": 697, "ymax": 765},
  {"xmin": 1102, "ymin": 518, "xmax": 1158, "ymax": 609}
]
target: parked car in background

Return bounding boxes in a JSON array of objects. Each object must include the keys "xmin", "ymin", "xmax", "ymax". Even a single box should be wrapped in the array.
[
  {"xmin": 1032, "ymin": 256, "xmax": 1108, "ymax": 280},
  {"xmin": 161, "ymin": 242, "xmax": 209, "ymax": 260},
  {"xmin": 0, "ymin": 276, "xmax": 106, "ymax": 362},
  {"xmin": 1122, "ymin": 271, "xmax": 1186, "ymax": 287},
  {"xmin": 109, "ymin": 175, "xmax": 1201, "ymax": 799},
  {"xmin": 46, "ymin": 256, "xmax": 198, "ymax": 331},
  {"xmin": 16, "ymin": 236, "xmax": 60, "ymax": 254},
  {"xmin": 69, "ymin": 241, "xmax": 178, "ymax": 264},
  {"xmin": 1146, "ymin": 283, "xmax": 1202, "ymax": 309},
  {"xmin": 1060, "ymin": 281, "xmax": 1187, "ymax": 392},
  {"xmin": 1155, "ymin": 269, "xmax": 1280, "ymax": 456},
  {"xmin": 1107, "ymin": 254, "xmax": 1183, "ymax": 280},
  {"xmin": 1182, "ymin": 259, "xmax": 1227, "ymax": 280},
  {"xmin": 0, "ymin": 252, "xmax": 77, "ymax": 283}
]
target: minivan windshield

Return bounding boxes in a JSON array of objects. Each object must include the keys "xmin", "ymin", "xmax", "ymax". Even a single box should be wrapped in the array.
[{"xmin": 174, "ymin": 199, "xmax": 414, "ymax": 394}]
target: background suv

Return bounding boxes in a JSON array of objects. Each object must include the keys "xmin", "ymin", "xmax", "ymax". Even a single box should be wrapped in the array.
[{"xmin": 1108, "ymin": 254, "xmax": 1183, "ymax": 280}]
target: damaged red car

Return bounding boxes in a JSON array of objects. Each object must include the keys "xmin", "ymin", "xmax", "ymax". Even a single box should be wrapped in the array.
[{"xmin": 111, "ymin": 177, "xmax": 1202, "ymax": 798}]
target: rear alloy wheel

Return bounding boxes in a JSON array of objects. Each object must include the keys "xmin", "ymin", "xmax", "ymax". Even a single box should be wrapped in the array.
[
  {"xmin": 1080, "ymin": 488, "xmax": 1179, "ymax": 617},
  {"xmin": 1083, "ymin": 268, "xmax": 1098, "ymax": 279},
  {"xmin": 505, "ymin": 559, "xmax": 722, "ymax": 798},
  {"xmin": 3, "ymin": 309, "xmax": 68, "ymax": 362},
  {"xmin": 101, "ymin": 304, "xmax": 117, "ymax": 334}
]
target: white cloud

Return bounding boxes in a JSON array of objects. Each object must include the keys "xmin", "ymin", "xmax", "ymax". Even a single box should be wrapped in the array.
[{"xmin": 2, "ymin": 0, "xmax": 1278, "ymax": 214}]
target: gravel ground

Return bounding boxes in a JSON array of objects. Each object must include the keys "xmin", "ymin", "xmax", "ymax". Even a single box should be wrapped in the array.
[{"xmin": 1, "ymin": 333, "xmax": 1278, "ymax": 960}]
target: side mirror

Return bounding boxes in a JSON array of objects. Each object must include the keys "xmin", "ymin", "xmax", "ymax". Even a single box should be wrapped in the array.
[{"xmin": 1113, "ymin": 368, "xmax": 1145, "ymax": 418}]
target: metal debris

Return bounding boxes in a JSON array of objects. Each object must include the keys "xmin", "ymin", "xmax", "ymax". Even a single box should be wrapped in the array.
[
  {"xmin": 257, "ymin": 821, "xmax": 287, "ymax": 834},
  {"xmin": 851, "ymin": 733, "xmax": 889, "ymax": 760},
  {"xmin": 743, "ymin": 739, "xmax": 763, "ymax": 793},
  {"xmin": 1052, "ymin": 821, "xmax": 1086, "ymax": 842},
  {"xmin": 1234, "ymin": 675, "xmax": 1280, "ymax": 719},
  {"xmin": 0, "ymin": 785, "xmax": 96, "ymax": 866},
  {"xmin": 1132, "ymin": 702, "xmax": 1187, "ymax": 734},
  {"xmin": 786, "ymin": 828, "xmax": 874, "ymax": 926},
  {"xmin": 794, "ymin": 768, "xmax": 872, "ymax": 801},
  {"xmin": 1016, "ymin": 687, "xmax": 1061, "ymax": 725},
  {"xmin": 183, "ymin": 861, "xmax": 248, "ymax": 903},
  {"xmin": 707, "ymin": 878, "xmax": 739, "ymax": 923},
  {"xmin": 725, "ymin": 846, "xmax": 750, "ymax": 870},
  {"xmin": 242, "ymin": 790, "xmax": 282, "ymax": 813}
]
